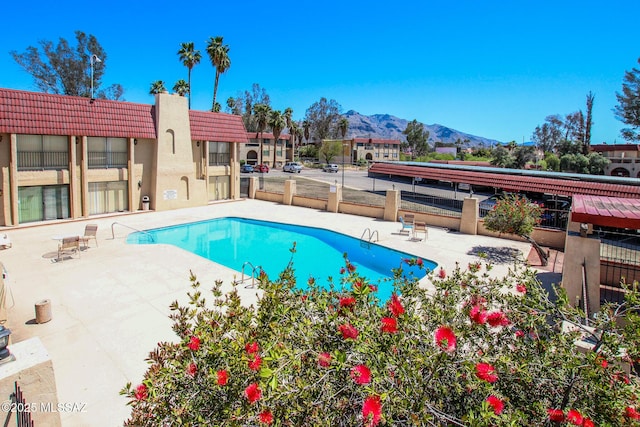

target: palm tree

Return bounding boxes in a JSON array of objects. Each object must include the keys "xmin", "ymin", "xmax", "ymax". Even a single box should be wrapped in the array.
[
  {"xmin": 206, "ymin": 36, "xmax": 231, "ymax": 111},
  {"xmin": 302, "ymin": 120, "xmax": 310, "ymax": 144},
  {"xmin": 269, "ymin": 110, "xmax": 286, "ymax": 168},
  {"xmin": 338, "ymin": 117, "xmax": 349, "ymax": 139},
  {"xmin": 149, "ymin": 80, "xmax": 166, "ymax": 95},
  {"xmin": 173, "ymin": 80, "xmax": 189, "ymax": 96},
  {"xmin": 254, "ymin": 104, "xmax": 271, "ymax": 165},
  {"xmin": 284, "ymin": 108, "xmax": 294, "ymax": 161},
  {"xmin": 177, "ymin": 42, "xmax": 201, "ymax": 109}
]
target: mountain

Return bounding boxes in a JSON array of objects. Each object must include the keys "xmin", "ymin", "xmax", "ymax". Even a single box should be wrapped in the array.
[{"xmin": 343, "ymin": 110, "xmax": 502, "ymax": 148}]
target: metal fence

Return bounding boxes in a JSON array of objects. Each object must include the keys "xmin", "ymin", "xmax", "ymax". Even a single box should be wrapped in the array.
[
  {"xmin": 87, "ymin": 151, "xmax": 128, "ymax": 169},
  {"xmin": 17, "ymin": 151, "xmax": 68, "ymax": 170},
  {"xmin": 479, "ymin": 205, "xmax": 570, "ymax": 230},
  {"xmin": 400, "ymin": 191, "xmax": 463, "ymax": 218},
  {"xmin": 5, "ymin": 382, "xmax": 35, "ymax": 427}
]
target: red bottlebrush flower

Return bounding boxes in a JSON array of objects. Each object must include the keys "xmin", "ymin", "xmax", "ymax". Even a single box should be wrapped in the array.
[
  {"xmin": 351, "ymin": 364, "xmax": 372, "ymax": 384},
  {"xmin": 347, "ymin": 263, "xmax": 356, "ymax": 273},
  {"xmin": 626, "ymin": 406, "xmax": 640, "ymax": 419},
  {"xmin": 354, "ymin": 280, "xmax": 364, "ymax": 290},
  {"xmin": 134, "ymin": 384, "xmax": 148, "ymax": 400},
  {"xmin": 582, "ymin": 418, "xmax": 595, "ymax": 427},
  {"xmin": 369, "ymin": 284, "xmax": 378, "ymax": 292},
  {"xmin": 566, "ymin": 409, "xmax": 583, "ymax": 425},
  {"xmin": 487, "ymin": 311, "xmax": 510, "ymax": 327},
  {"xmin": 301, "ymin": 295, "xmax": 308, "ymax": 302},
  {"xmin": 216, "ymin": 369, "xmax": 228, "ymax": 386},
  {"xmin": 416, "ymin": 258, "xmax": 424, "ymax": 267},
  {"xmin": 381, "ymin": 317, "xmax": 398, "ymax": 334},
  {"xmin": 486, "ymin": 395, "xmax": 504, "ymax": 415},
  {"xmin": 600, "ymin": 359, "xmax": 608, "ymax": 369},
  {"xmin": 339, "ymin": 323, "xmax": 359, "ymax": 340},
  {"xmin": 547, "ymin": 408, "xmax": 565, "ymax": 422},
  {"xmin": 475, "ymin": 363, "xmax": 498, "ymax": 383},
  {"xmin": 186, "ymin": 363, "xmax": 197, "ymax": 377},
  {"xmin": 258, "ymin": 410, "xmax": 274, "ymax": 425},
  {"xmin": 515, "ymin": 330, "xmax": 525, "ymax": 338},
  {"xmin": 388, "ymin": 294, "xmax": 405, "ymax": 317},
  {"xmin": 362, "ymin": 395, "xmax": 382, "ymax": 427},
  {"xmin": 248, "ymin": 354, "xmax": 262, "ymax": 371},
  {"xmin": 244, "ymin": 383, "xmax": 261, "ymax": 403},
  {"xmin": 469, "ymin": 305, "xmax": 488, "ymax": 325},
  {"xmin": 187, "ymin": 336, "xmax": 201, "ymax": 351},
  {"xmin": 516, "ymin": 283, "xmax": 527, "ymax": 293},
  {"xmin": 438, "ymin": 267, "xmax": 446, "ymax": 279},
  {"xmin": 340, "ymin": 296, "xmax": 356, "ymax": 308},
  {"xmin": 434, "ymin": 326, "xmax": 457, "ymax": 353},
  {"xmin": 245, "ymin": 341, "xmax": 260, "ymax": 354},
  {"xmin": 318, "ymin": 352, "xmax": 332, "ymax": 367},
  {"xmin": 340, "ymin": 267, "xmax": 346, "ymax": 274}
]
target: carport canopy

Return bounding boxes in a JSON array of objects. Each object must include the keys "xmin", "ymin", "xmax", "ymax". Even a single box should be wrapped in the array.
[{"xmin": 571, "ymin": 195, "xmax": 640, "ymax": 229}]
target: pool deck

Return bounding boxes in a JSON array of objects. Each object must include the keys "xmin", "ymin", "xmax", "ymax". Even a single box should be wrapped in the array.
[{"xmin": 0, "ymin": 200, "xmax": 543, "ymax": 426}]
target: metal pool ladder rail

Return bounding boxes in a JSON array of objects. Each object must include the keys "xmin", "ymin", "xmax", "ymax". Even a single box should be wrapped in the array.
[
  {"xmin": 360, "ymin": 228, "xmax": 379, "ymax": 248},
  {"xmin": 236, "ymin": 261, "xmax": 262, "ymax": 288},
  {"xmin": 111, "ymin": 222, "xmax": 156, "ymax": 242}
]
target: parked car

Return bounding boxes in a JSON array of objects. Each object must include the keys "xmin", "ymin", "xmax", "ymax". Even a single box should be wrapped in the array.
[
  {"xmin": 323, "ymin": 164, "xmax": 339, "ymax": 173},
  {"xmin": 479, "ymin": 195, "xmax": 502, "ymax": 211},
  {"xmin": 254, "ymin": 164, "xmax": 269, "ymax": 173},
  {"xmin": 240, "ymin": 164, "xmax": 254, "ymax": 173},
  {"xmin": 283, "ymin": 162, "xmax": 303, "ymax": 173}
]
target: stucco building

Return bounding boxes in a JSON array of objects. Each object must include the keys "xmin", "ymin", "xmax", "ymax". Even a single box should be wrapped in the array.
[
  {"xmin": 0, "ymin": 88, "xmax": 248, "ymax": 226},
  {"xmin": 240, "ymin": 132, "xmax": 291, "ymax": 168},
  {"xmin": 590, "ymin": 143, "xmax": 640, "ymax": 178}
]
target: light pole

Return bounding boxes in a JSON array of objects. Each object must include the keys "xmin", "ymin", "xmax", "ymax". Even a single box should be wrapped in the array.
[{"xmin": 90, "ymin": 54, "xmax": 101, "ymax": 99}]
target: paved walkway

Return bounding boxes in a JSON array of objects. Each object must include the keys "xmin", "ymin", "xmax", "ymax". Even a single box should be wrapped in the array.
[{"xmin": 0, "ymin": 200, "xmax": 537, "ymax": 426}]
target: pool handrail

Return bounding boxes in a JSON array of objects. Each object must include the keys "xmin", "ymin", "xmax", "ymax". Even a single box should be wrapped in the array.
[
  {"xmin": 111, "ymin": 222, "xmax": 155, "ymax": 242},
  {"xmin": 360, "ymin": 228, "xmax": 379, "ymax": 245},
  {"xmin": 238, "ymin": 261, "xmax": 262, "ymax": 289}
]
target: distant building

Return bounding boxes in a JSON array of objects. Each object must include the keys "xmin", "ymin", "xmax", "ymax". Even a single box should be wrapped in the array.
[
  {"xmin": 351, "ymin": 138, "xmax": 400, "ymax": 163},
  {"xmin": 241, "ymin": 132, "xmax": 291, "ymax": 168},
  {"xmin": 0, "ymin": 88, "xmax": 248, "ymax": 226},
  {"xmin": 590, "ymin": 143, "xmax": 640, "ymax": 178}
]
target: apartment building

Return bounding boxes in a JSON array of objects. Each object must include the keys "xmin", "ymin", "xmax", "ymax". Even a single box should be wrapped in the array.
[
  {"xmin": 240, "ymin": 132, "xmax": 291, "ymax": 168},
  {"xmin": 590, "ymin": 143, "xmax": 640, "ymax": 178},
  {"xmin": 0, "ymin": 88, "xmax": 248, "ymax": 226}
]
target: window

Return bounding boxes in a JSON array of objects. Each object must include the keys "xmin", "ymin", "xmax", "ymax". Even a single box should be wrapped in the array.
[
  {"xmin": 209, "ymin": 142, "xmax": 230, "ymax": 165},
  {"xmin": 88, "ymin": 181, "xmax": 128, "ymax": 214},
  {"xmin": 87, "ymin": 137, "xmax": 127, "ymax": 168},
  {"xmin": 18, "ymin": 185, "xmax": 70, "ymax": 223},
  {"xmin": 17, "ymin": 134, "xmax": 68, "ymax": 170}
]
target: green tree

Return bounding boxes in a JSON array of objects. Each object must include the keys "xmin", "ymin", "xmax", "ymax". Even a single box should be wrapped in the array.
[
  {"xmin": 254, "ymin": 104, "xmax": 272, "ymax": 164},
  {"xmin": 149, "ymin": 80, "xmax": 166, "ymax": 95},
  {"xmin": 483, "ymin": 194, "xmax": 548, "ymax": 265},
  {"xmin": 338, "ymin": 117, "xmax": 349, "ymax": 140},
  {"xmin": 544, "ymin": 152, "xmax": 560, "ymax": 171},
  {"xmin": 319, "ymin": 140, "xmax": 342, "ymax": 164},
  {"xmin": 401, "ymin": 119, "xmax": 429, "ymax": 159},
  {"xmin": 268, "ymin": 110, "xmax": 286, "ymax": 167},
  {"xmin": 302, "ymin": 120, "xmax": 310, "ymax": 144},
  {"xmin": 172, "ymin": 80, "xmax": 189, "ymax": 97},
  {"xmin": 512, "ymin": 145, "xmax": 536, "ymax": 169},
  {"xmin": 177, "ymin": 42, "xmax": 201, "ymax": 109},
  {"xmin": 615, "ymin": 57, "xmax": 640, "ymax": 141},
  {"xmin": 206, "ymin": 36, "xmax": 231, "ymax": 111},
  {"xmin": 304, "ymin": 98, "xmax": 341, "ymax": 143},
  {"xmin": 490, "ymin": 145, "xmax": 515, "ymax": 168},
  {"xmin": 229, "ymin": 84, "xmax": 271, "ymax": 131},
  {"xmin": 587, "ymin": 152, "xmax": 610, "ymax": 175},
  {"xmin": 11, "ymin": 30, "xmax": 124, "ymax": 100},
  {"xmin": 584, "ymin": 92, "xmax": 595, "ymax": 155},
  {"xmin": 560, "ymin": 153, "xmax": 589, "ymax": 173}
]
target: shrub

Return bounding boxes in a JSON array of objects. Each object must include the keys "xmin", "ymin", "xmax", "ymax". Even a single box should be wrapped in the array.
[{"xmin": 122, "ymin": 252, "xmax": 640, "ymax": 426}]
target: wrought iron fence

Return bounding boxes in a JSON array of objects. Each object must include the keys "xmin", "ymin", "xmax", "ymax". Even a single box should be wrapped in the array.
[
  {"xmin": 342, "ymin": 189, "xmax": 386, "ymax": 207},
  {"xmin": 400, "ymin": 191, "xmax": 463, "ymax": 218},
  {"xmin": 479, "ymin": 205, "xmax": 570, "ymax": 231},
  {"xmin": 7, "ymin": 382, "xmax": 35, "ymax": 427},
  {"xmin": 209, "ymin": 153, "xmax": 230, "ymax": 166},
  {"xmin": 598, "ymin": 228, "xmax": 640, "ymax": 305},
  {"xmin": 87, "ymin": 151, "xmax": 127, "ymax": 169}
]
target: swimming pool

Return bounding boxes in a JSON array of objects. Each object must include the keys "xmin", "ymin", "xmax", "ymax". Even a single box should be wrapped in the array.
[{"xmin": 127, "ymin": 217, "xmax": 436, "ymax": 300}]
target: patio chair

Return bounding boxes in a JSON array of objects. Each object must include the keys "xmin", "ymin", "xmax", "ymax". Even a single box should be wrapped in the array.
[
  {"xmin": 0, "ymin": 234, "xmax": 11, "ymax": 249},
  {"xmin": 58, "ymin": 236, "xmax": 80, "ymax": 261},
  {"xmin": 80, "ymin": 224, "xmax": 98, "ymax": 248},
  {"xmin": 413, "ymin": 221, "xmax": 428, "ymax": 241},
  {"xmin": 398, "ymin": 214, "xmax": 414, "ymax": 235}
]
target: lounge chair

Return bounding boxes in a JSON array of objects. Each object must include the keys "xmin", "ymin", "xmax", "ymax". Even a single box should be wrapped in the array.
[
  {"xmin": 413, "ymin": 221, "xmax": 428, "ymax": 241},
  {"xmin": 398, "ymin": 215, "xmax": 414, "ymax": 235},
  {"xmin": 80, "ymin": 224, "xmax": 98, "ymax": 248},
  {"xmin": 0, "ymin": 234, "xmax": 11, "ymax": 249},
  {"xmin": 58, "ymin": 236, "xmax": 80, "ymax": 261}
]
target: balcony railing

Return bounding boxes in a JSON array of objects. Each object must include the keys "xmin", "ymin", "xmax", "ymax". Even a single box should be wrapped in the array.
[
  {"xmin": 209, "ymin": 153, "xmax": 230, "ymax": 166},
  {"xmin": 17, "ymin": 151, "xmax": 68, "ymax": 170},
  {"xmin": 88, "ymin": 151, "xmax": 128, "ymax": 169}
]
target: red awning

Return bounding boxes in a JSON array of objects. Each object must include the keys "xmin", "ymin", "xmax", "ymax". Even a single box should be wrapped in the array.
[{"xmin": 571, "ymin": 195, "xmax": 640, "ymax": 229}]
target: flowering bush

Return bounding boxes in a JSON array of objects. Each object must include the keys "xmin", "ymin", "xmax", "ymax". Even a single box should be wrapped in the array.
[{"xmin": 122, "ymin": 251, "xmax": 640, "ymax": 426}]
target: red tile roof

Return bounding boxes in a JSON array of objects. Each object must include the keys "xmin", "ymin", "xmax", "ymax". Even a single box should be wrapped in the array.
[
  {"xmin": 572, "ymin": 195, "xmax": 640, "ymax": 229},
  {"xmin": 0, "ymin": 88, "xmax": 156, "ymax": 138},
  {"xmin": 369, "ymin": 162, "xmax": 640, "ymax": 199},
  {"xmin": 190, "ymin": 111, "xmax": 248, "ymax": 143},
  {"xmin": 353, "ymin": 137, "xmax": 401, "ymax": 145},
  {"xmin": 0, "ymin": 88, "xmax": 248, "ymax": 143}
]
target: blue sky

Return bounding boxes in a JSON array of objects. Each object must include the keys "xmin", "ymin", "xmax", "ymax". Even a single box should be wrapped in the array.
[{"xmin": 2, "ymin": 0, "xmax": 638, "ymax": 144}]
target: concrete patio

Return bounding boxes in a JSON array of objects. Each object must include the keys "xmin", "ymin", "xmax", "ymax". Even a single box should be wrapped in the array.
[{"xmin": 0, "ymin": 199, "xmax": 540, "ymax": 426}]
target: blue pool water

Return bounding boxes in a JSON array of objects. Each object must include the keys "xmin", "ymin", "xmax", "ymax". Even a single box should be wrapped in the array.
[{"xmin": 127, "ymin": 217, "xmax": 436, "ymax": 300}]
